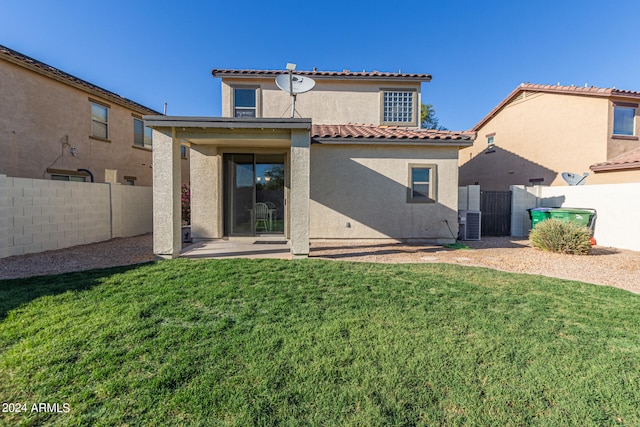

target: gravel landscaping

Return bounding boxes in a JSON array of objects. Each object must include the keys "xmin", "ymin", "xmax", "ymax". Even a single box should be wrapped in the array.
[
  {"xmin": 0, "ymin": 234, "xmax": 156, "ymax": 281},
  {"xmin": 311, "ymin": 237, "xmax": 640, "ymax": 294},
  {"xmin": 1, "ymin": 234, "xmax": 638, "ymax": 294}
]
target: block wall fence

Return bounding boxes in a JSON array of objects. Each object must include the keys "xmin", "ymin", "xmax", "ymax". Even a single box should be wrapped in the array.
[{"xmin": 0, "ymin": 174, "xmax": 152, "ymax": 259}]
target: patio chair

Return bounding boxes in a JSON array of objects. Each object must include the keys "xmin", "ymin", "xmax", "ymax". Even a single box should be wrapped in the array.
[
  {"xmin": 265, "ymin": 201, "xmax": 277, "ymax": 228},
  {"xmin": 255, "ymin": 202, "xmax": 270, "ymax": 232}
]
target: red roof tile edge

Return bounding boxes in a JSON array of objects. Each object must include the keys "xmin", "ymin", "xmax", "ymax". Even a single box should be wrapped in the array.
[
  {"xmin": 311, "ymin": 124, "xmax": 474, "ymax": 141},
  {"xmin": 590, "ymin": 148, "xmax": 640, "ymax": 172},
  {"xmin": 212, "ymin": 69, "xmax": 432, "ymax": 81}
]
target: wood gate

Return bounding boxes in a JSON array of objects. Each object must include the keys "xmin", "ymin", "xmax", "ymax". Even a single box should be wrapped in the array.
[{"xmin": 480, "ymin": 191, "xmax": 512, "ymax": 236}]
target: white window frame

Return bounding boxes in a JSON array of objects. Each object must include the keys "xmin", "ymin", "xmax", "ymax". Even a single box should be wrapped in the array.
[
  {"xmin": 90, "ymin": 101, "xmax": 109, "ymax": 140},
  {"xmin": 407, "ymin": 164, "xmax": 436, "ymax": 203},
  {"xmin": 233, "ymin": 87, "xmax": 259, "ymax": 118},
  {"xmin": 613, "ymin": 103, "xmax": 637, "ymax": 137}
]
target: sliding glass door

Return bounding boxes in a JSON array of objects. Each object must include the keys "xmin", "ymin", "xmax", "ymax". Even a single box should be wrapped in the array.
[{"xmin": 224, "ymin": 153, "xmax": 285, "ymax": 236}]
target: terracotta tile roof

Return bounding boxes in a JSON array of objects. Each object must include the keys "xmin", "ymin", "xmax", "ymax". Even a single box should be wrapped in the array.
[
  {"xmin": 211, "ymin": 69, "xmax": 432, "ymax": 82},
  {"xmin": 590, "ymin": 148, "xmax": 640, "ymax": 172},
  {"xmin": 517, "ymin": 83, "xmax": 640, "ymax": 97},
  {"xmin": 472, "ymin": 83, "xmax": 640, "ymax": 131},
  {"xmin": 311, "ymin": 124, "xmax": 474, "ymax": 144},
  {"xmin": 0, "ymin": 44, "xmax": 160, "ymax": 115}
]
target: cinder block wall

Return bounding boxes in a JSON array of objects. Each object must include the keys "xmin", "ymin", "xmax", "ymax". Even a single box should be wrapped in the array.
[
  {"xmin": 111, "ymin": 184, "xmax": 153, "ymax": 238},
  {"xmin": 0, "ymin": 175, "xmax": 152, "ymax": 258}
]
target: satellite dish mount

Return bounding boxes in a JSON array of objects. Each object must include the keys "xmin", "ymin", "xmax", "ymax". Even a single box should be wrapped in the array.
[{"xmin": 275, "ymin": 63, "xmax": 316, "ymax": 118}]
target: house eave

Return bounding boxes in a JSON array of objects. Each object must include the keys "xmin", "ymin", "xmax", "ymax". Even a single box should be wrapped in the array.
[
  {"xmin": 590, "ymin": 163, "xmax": 640, "ymax": 173},
  {"xmin": 312, "ymin": 138, "xmax": 474, "ymax": 148},
  {"xmin": 211, "ymin": 70, "xmax": 432, "ymax": 83},
  {"xmin": 143, "ymin": 116, "xmax": 312, "ymax": 130}
]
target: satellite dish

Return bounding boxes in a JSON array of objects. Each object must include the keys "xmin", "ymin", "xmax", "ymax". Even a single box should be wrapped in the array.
[
  {"xmin": 275, "ymin": 69, "xmax": 316, "ymax": 118},
  {"xmin": 561, "ymin": 172, "xmax": 589, "ymax": 186},
  {"xmin": 275, "ymin": 74, "xmax": 316, "ymax": 94}
]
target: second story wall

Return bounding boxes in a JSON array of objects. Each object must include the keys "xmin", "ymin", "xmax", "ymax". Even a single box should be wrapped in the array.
[
  {"xmin": 459, "ymin": 91, "xmax": 610, "ymax": 189},
  {"xmin": 0, "ymin": 53, "xmax": 157, "ymax": 186},
  {"xmin": 220, "ymin": 76, "xmax": 422, "ymax": 126}
]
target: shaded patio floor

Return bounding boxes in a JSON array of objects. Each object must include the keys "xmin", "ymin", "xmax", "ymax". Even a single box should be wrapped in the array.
[{"xmin": 181, "ymin": 238, "xmax": 291, "ymax": 259}]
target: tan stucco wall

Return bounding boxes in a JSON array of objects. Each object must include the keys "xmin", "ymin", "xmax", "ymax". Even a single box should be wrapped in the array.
[
  {"xmin": 190, "ymin": 145, "xmax": 222, "ymax": 239},
  {"xmin": 309, "ymin": 144, "xmax": 459, "ymax": 241},
  {"xmin": 460, "ymin": 92, "xmax": 640, "ymax": 190},
  {"xmin": 0, "ymin": 59, "xmax": 154, "ymax": 186},
  {"xmin": 221, "ymin": 78, "xmax": 421, "ymax": 126}
]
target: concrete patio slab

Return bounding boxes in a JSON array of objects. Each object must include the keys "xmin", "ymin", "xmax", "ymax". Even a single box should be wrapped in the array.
[{"xmin": 180, "ymin": 238, "xmax": 291, "ymax": 259}]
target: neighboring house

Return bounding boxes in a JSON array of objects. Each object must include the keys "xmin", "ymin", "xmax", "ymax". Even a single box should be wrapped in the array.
[
  {"xmin": 460, "ymin": 83, "xmax": 640, "ymax": 190},
  {"xmin": 147, "ymin": 69, "xmax": 474, "ymax": 258},
  {"xmin": 0, "ymin": 44, "xmax": 190, "ymax": 186}
]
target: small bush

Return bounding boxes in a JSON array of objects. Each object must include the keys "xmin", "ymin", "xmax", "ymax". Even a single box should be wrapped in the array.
[
  {"xmin": 181, "ymin": 184, "xmax": 190, "ymax": 225},
  {"xmin": 529, "ymin": 219, "xmax": 592, "ymax": 255}
]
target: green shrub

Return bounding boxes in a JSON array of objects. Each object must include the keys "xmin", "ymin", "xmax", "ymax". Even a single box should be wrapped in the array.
[{"xmin": 529, "ymin": 219, "xmax": 592, "ymax": 255}]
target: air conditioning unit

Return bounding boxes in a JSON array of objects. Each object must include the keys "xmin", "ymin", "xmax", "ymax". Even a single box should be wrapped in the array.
[{"xmin": 458, "ymin": 210, "xmax": 482, "ymax": 241}]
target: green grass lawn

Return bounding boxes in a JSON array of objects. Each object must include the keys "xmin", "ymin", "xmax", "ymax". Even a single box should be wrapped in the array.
[{"xmin": 1, "ymin": 259, "xmax": 639, "ymax": 426}]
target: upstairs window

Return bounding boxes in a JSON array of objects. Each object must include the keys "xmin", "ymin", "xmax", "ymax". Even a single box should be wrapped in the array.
[
  {"xmin": 91, "ymin": 102, "xmax": 109, "ymax": 139},
  {"xmin": 486, "ymin": 133, "xmax": 496, "ymax": 153},
  {"xmin": 133, "ymin": 118, "xmax": 153, "ymax": 148},
  {"xmin": 51, "ymin": 174, "xmax": 86, "ymax": 182},
  {"xmin": 234, "ymin": 88, "xmax": 257, "ymax": 118},
  {"xmin": 49, "ymin": 168, "xmax": 87, "ymax": 182},
  {"xmin": 613, "ymin": 105, "xmax": 636, "ymax": 136},
  {"xmin": 383, "ymin": 90, "xmax": 416, "ymax": 124}
]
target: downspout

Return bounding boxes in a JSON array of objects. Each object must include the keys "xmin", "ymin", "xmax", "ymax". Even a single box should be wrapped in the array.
[{"xmin": 77, "ymin": 168, "xmax": 94, "ymax": 182}]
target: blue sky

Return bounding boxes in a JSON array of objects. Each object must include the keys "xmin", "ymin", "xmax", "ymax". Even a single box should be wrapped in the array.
[{"xmin": 3, "ymin": 0, "xmax": 640, "ymax": 131}]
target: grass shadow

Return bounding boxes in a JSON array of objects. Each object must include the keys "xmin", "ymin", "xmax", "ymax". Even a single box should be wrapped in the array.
[{"xmin": 0, "ymin": 262, "xmax": 156, "ymax": 321}]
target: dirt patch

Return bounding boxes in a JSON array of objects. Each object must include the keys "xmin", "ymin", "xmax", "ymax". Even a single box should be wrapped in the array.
[{"xmin": 310, "ymin": 237, "xmax": 640, "ymax": 294}]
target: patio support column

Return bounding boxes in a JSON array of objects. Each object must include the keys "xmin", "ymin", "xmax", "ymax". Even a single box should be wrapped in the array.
[
  {"xmin": 191, "ymin": 145, "xmax": 222, "ymax": 239},
  {"xmin": 152, "ymin": 128, "xmax": 182, "ymax": 258},
  {"xmin": 290, "ymin": 129, "xmax": 310, "ymax": 258}
]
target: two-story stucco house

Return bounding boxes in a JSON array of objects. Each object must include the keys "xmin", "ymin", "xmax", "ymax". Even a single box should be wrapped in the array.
[
  {"xmin": 0, "ymin": 44, "xmax": 187, "ymax": 187},
  {"xmin": 146, "ymin": 68, "xmax": 474, "ymax": 258},
  {"xmin": 460, "ymin": 83, "xmax": 640, "ymax": 191}
]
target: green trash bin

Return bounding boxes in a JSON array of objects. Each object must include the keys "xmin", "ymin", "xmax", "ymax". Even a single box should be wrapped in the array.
[
  {"xmin": 549, "ymin": 208, "xmax": 597, "ymax": 230},
  {"xmin": 528, "ymin": 207, "xmax": 557, "ymax": 229}
]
